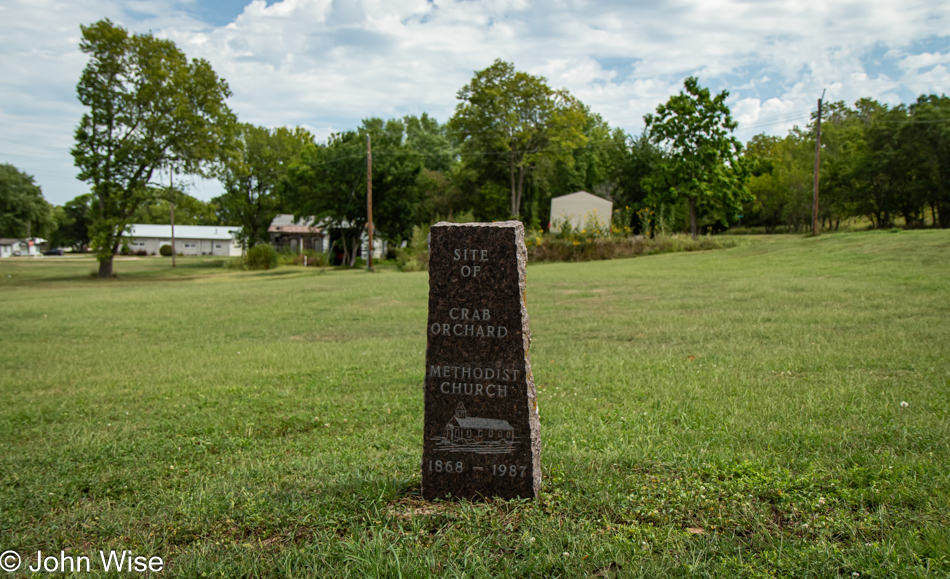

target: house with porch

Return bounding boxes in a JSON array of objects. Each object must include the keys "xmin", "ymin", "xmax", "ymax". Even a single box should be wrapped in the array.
[{"xmin": 268, "ymin": 214, "xmax": 328, "ymax": 253}]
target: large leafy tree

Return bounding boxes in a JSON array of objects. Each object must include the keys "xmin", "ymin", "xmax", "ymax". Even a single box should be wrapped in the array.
[
  {"xmin": 644, "ymin": 77, "xmax": 750, "ymax": 238},
  {"xmin": 449, "ymin": 59, "xmax": 587, "ymax": 219},
  {"xmin": 71, "ymin": 19, "xmax": 233, "ymax": 277},
  {"xmin": 0, "ymin": 163, "xmax": 54, "ymax": 238},
  {"xmin": 281, "ymin": 118, "xmax": 422, "ymax": 266},
  {"xmin": 213, "ymin": 124, "xmax": 313, "ymax": 247}
]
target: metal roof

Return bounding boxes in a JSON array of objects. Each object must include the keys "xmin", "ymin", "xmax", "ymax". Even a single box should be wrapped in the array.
[
  {"xmin": 124, "ymin": 224, "xmax": 240, "ymax": 241},
  {"xmin": 268, "ymin": 214, "xmax": 323, "ymax": 233}
]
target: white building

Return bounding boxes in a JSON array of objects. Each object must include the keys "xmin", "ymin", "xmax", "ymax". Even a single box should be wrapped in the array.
[
  {"xmin": 122, "ymin": 224, "xmax": 242, "ymax": 256},
  {"xmin": 549, "ymin": 191, "xmax": 613, "ymax": 231},
  {"xmin": 0, "ymin": 238, "xmax": 24, "ymax": 258},
  {"xmin": 0, "ymin": 238, "xmax": 42, "ymax": 257}
]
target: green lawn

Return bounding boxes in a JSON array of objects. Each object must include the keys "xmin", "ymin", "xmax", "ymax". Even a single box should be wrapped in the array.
[{"xmin": 1, "ymin": 231, "xmax": 948, "ymax": 577}]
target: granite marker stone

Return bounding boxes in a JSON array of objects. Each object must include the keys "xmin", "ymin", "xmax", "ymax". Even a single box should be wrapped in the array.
[{"xmin": 422, "ymin": 221, "xmax": 540, "ymax": 500}]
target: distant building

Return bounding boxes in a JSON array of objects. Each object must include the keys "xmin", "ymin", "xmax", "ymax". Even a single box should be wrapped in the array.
[
  {"xmin": 121, "ymin": 224, "xmax": 242, "ymax": 256},
  {"xmin": 269, "ymin": 214, "xmax": 387, "ymax": 263},
  {"xmin": 549, "ymin": 191, "xmax": 613, "ymax": 231},
  {"xmin": 0, "ymin": 238, "xmax": 24, "ymax": 258},
  {"xmin": 268, "ymin": 214, "xmax": 327, "ymax": 253},
  {"xmin": 0, "ymin": 238, "xmax": 42, "ymax": 258}
]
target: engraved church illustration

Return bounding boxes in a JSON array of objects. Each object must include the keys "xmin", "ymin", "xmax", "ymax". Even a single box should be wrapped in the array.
[{"xmin": 433, "ymin": 403, "xmax": 517, "ymax": 454}]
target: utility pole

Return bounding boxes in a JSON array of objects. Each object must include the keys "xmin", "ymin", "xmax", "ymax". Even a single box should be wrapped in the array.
[
  {"xmin": 812, "ymin": 89, "xmax": 825, "ymax": 237},
  {"xmin": 366, "ymin": 133, "xmax": 374, "ymax": 271},
  {"xmin": 170, "ymin": 171, "xmax": 176, "ymax": 268}
]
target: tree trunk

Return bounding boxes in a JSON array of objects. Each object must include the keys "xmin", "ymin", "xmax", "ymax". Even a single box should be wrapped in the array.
[
  {"xmin": 349, "ymin": 235, "xmax": 360, "ymax": 267},
  {"xmin": 98, "ymin": 237, "xmax": 120, "ymax": 277},
  {"xmin": 515, "ymin": 166, "xmax": 526, "ymax": 220},
  {"xmin": 687, "ymin": 196, "xmax": 698, "ymax": 239},
  {"xmin": 509, "ymin": 156, "xmax": 517, "ymax": 218},
  {"xmin": 339, "ymin": 233, "xmax": 350, "ymax": 267},
  {"xmin": 98, "ymin": 255, "xmax": 114, "ymax": 278},
  {"xmin": 932, "ymin": 200, "xmax": 949, "ymax": 228}
]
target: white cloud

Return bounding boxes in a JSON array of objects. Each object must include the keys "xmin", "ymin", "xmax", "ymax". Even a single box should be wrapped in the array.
[{"xmin": 1, "ymin": 0, "xmax": 949, "ymax": 204}]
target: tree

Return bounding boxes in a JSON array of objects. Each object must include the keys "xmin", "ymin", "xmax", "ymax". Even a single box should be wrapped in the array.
[
  {"xmin": 130, "ymin": 192, "xmax": 220, "ymax": 225},
  {"xmin": 820, "ymin": 98, "xmax": 918, "ymax": 229},
  {"xmin": 533, "ymin": 111, "xmax": 626, "ymax": 229},
  {"xmin": 906, "ymin": 94, "xmax": 950, "ymax": 228},
  {"xmin": 71, "ymin": 19, "xmax": 233, "ymax": 277},
  {"xmin": 49, "ymin": 194, "xmax": 95, "ymax": 251},
  {"xmin": 0, "ymin": 164, "xmax": 54, "ymax": 238},
  {"xmin": 213, "ymin": 124, "xmax": 312, "ymax": 247},
  {"xmin": 449, "ymin": 59, "xmax": 587, "ymax": 219},
  {"xmin": 606, "ymin": 131, "xmax": 665, "ymax": 230},
  {"xmin": 281, "ymin": 119, "xmax": 422, "ymax": 266},
  {"xmin": 404, "ymin": 113, "xmax": 455, "ymax": 173},
  {"xmin": 282, "ymin": 132, "xmax": 366, "ymax": 266},
  {"xmin": 743, "ymin": 131, "xmax": 815, "ymax": 232},
  {"xmin": 644, "ymin": 77, "xmax": 750, "ymax": 238}
]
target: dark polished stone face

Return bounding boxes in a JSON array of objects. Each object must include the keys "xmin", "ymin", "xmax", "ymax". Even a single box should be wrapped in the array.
[{"xmin": 422, "ymin": 221, "xmax": 541, "ymax": 500}]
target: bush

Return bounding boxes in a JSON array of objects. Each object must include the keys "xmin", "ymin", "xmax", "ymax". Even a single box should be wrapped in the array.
[
  {"xmin": 245, "ymin": 244, "xmax": 279, "ymax": 270},
  {"xmin": 159, "ymin": 244, "xmax": 172, "ymax": 257},
  {"xmin": 528, "ymin": 234, "xmax": 734, "ymax": 263},
  {"xmin": 134, "ymin": 249, "xmax": 148, "ymax": 256},
  {"xmin": 396, "ymin": 224, "xmax": 430, "ymax": 272}
]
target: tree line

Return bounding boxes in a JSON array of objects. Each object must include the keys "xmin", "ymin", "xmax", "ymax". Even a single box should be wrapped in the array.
[
  {"xmin": 745, "ymin": 97, "xmax": 950, "ymax": 232},
  {"xmin": 1, "ymin": 19, "xmax": 947, "ymax": 275}
]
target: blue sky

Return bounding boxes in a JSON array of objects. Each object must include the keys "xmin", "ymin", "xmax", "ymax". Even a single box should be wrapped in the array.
[{"xmin": 1, "ymin": 0, "xmax": 948, "ymax": 205}]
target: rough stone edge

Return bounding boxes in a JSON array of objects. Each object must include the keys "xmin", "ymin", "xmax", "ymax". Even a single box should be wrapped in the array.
[{"xmin": 512, "ymin": 222, "xmax": 542, "ymax": 497}]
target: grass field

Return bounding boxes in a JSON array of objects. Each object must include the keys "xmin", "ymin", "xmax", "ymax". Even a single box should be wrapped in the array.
[{"xmin": 1, "ymin": 231, "xmax": 948, "ymax": 578}]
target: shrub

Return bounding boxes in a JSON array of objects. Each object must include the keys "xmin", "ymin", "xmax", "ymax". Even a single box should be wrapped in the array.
[
  {"xmin": 396, "ymin": 224, "xmax": 430, "ymax": 272},
  {"xmin": 245, "ymin": 244, "xmax": 278, "ymax": 270},
  {"xmin": 159, "ymin": 244, "xmax": 172, "ymax": 257},
  {"xmin": 134, "ymin": 249, "xmax": 148, "ymax": 256},
  {"xmin": 276, "ymin": 248, "xmax": 298, "ymax": 266},
  {"xmin": 528, "ymin": 234, "xmax": 734, "ymax": 263}
]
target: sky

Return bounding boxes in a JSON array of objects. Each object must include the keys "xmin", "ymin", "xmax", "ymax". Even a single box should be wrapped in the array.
[{"xmin": 1, "ymin": 0, "xmax": 948, "ymax": 206}]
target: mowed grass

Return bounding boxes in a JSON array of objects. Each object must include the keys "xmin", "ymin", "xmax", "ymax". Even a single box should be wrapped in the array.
[{"xmin": 1, "ymin": 231, "xmax": 948, "ymax": 577}]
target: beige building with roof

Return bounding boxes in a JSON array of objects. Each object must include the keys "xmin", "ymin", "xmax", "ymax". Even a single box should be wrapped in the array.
[{"xmin": 549, "ymin": 191, "xmax": 613, "ymax": 231}]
